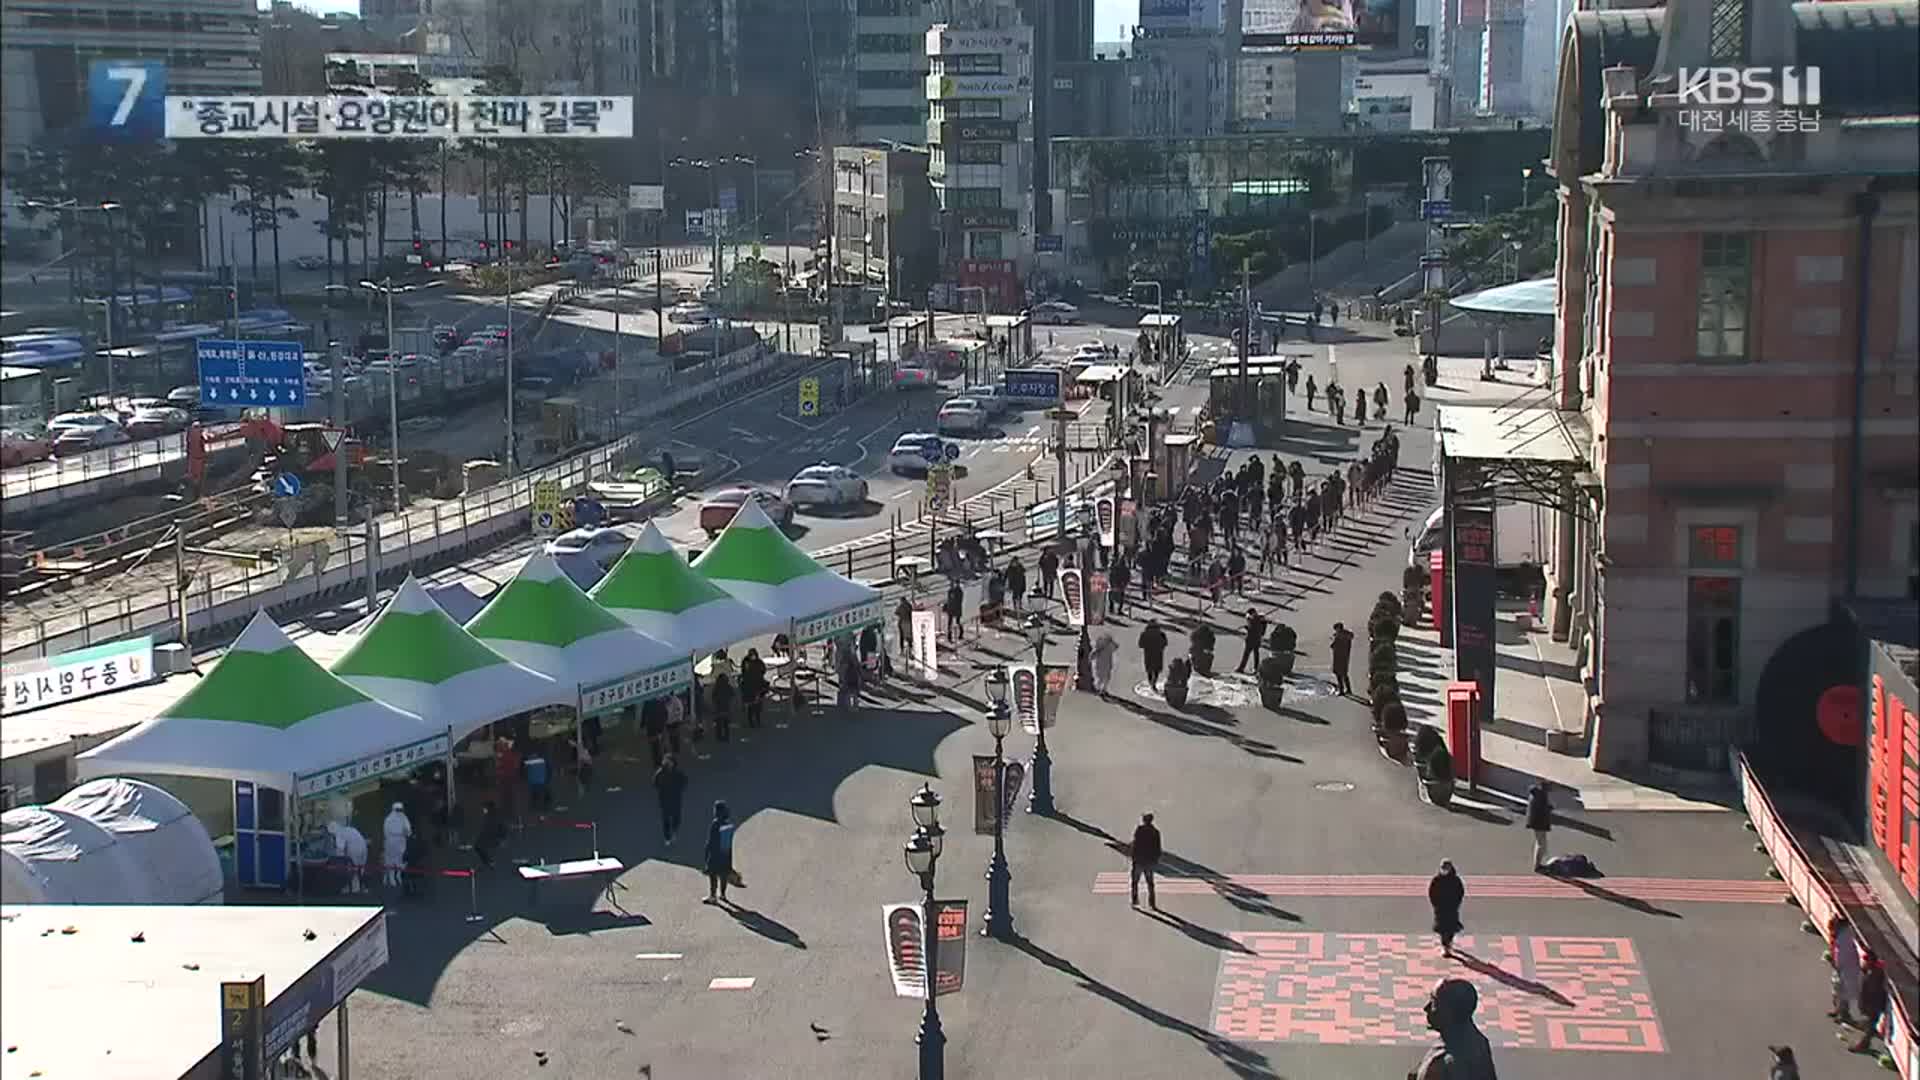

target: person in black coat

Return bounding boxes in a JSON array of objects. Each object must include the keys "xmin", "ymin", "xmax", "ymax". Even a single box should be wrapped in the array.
[
  {"xmin": 1007, "ymin": 557, "xmax": 1028, "ymax": 610},
  {"xmin": 1138, "ymin": 621, "xmax": 1169, "ymax": 690},
  {"xmin": 1329, "ymin": 622, "xmax": 1355, "ymax": 695},
  {"xmin": 741, "ymin": 648, "xmax": 768, "ymax": 726},
  {"xmin": 1525, "ymin": 781, "xmax": 1554, "ymax": 870},
  {"xmin": 1038, "ymin": 548, "xmax": 1060, "ymax": 599},
  {"xmin": 710, "ymin": 673, "xmax": 735, "ymax": 742},
  {"xmin": 943, "ymin": 581, "xmax": 965, "ymax": 641},
  {"xmin": 1429, "ymin": 860, "xmax": 1465, "ymax": 956},
  {"xmin": 1236, "ymin": 608, "xmax": 1268, "ymax": 674}
]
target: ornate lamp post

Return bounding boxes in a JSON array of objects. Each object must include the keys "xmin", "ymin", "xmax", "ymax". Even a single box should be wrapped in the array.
[
  {"xmin": 1023, "ymin": 613, "xmax": 1056, "ymax": 815},
  {"xmin": 905, "ymin": 785, "xmax": 945, "ymax": 1080},
  {"xmin": 982, "ymin": 669, "xmax": 1014, "ymax": 939}
]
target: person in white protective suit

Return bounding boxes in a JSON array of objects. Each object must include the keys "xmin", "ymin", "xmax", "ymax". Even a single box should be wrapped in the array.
[
  {"xmin": 332, "ymin": 819, "xmax": 370, "ymax": 894},
  {"xmin": 381, "ymin": 802, "xmax": 413, "ymax": 888}
]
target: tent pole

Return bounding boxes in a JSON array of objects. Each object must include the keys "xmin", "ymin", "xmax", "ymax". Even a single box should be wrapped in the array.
[
  {"xmin": 789, "ymin": 620, "xmax": 799, "ymax": 713},
  {"xmin": 444, "ymin": 725, "xmax": 457, "ymax": 814}
]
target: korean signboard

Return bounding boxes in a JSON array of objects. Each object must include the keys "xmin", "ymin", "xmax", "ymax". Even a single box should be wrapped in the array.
[
  {"xmin": 628, "ymin": 184, "xmax": 665, "ymax": 211},
  {"xmin": 166, "ymin": 95, "xmax": 634, "ymax": 139},
  {"xmin": 1242, "ymin": 0, "xmax": 1403, "ymax": 51},
  {"xmin": 219, "ymin": 977, "xmax": 266, "ymax": 1080},
  {"xmin": 1448, "ymin": 504, "xmax": 1497, "ymax": 729},
  {"xmin": 881, "ymin": 899, "xmax": 968, "ymax": 998},
  {"xmin": 932, "ymin": 29, "xmax": 1028, "ymax": 54},
  {"xmin": 3, "ymin": 636, "xmax": 155, "ymax": 718},
  {"xmin": 294, "ymin": 732, "xmax": 452, "ymax": 798},
  {"xmin": 944, "ymin": 119, "xmax": 1019, "ymax": 142},
  {"xmin": 954, "ymin": 208, "xmax": 1017, "ymax": 230},
  {"xmin": 579, "ymin": 661, "xmax": 693, "ymax": 717},
  {"xmin": 794, "ymin": 597, "xmax": 887, "ymax": 646},
  {"xmin": 930, "ymin": 74, "xmax": 1028, "ymax": 99}
]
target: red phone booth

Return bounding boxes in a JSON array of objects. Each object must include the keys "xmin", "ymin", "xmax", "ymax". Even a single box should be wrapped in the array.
[
  {"xmin": 1445, "ymin": 680, "xmax": 1482, "ymax": 788},
  {"xmin": 1428, "ymin": 548, "xmax": 1447, "ymax": 633}
]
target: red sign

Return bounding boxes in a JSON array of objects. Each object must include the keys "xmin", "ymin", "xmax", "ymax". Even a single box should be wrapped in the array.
[{"xmin": 957, "ymin": 258, "xmax": 1019, "ymax": 308}]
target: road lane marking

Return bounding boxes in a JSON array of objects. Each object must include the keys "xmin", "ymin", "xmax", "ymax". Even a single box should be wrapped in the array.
[
  {"xmin": 634, "ymin": 953, "xmax": 684, "ymax": 960},
  {"xmin": 708, "ymin": 977, "xmax": 756, "ymax": 991}
]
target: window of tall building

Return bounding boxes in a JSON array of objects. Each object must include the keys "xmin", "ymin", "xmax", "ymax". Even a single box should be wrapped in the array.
[
  {"xmin": 1685, "ymin": 523, "xmax": 1744, "ymax": 704},
  {"xmin": 858, "ymin": 69, "xmax": 921, "ymax": 89},
  {"xmin": 948, "ymin": 188, "xmax": 1003, "ymax": 209},
  {"xmin": 1696, "ymin": 233, "xmax": 1751, "ymax": 360},
  {"xmin": 972, "ymin": 231, "xmax": 1004, "ymax": 258},
  {"xmin": 858, "ymin": 34, "xmax": 918, "ymax": 53}
]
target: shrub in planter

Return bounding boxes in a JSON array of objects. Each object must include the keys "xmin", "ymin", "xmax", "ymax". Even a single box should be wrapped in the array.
[
  {"xmin": 1267, "ymin": 623, "xmax": 1299, "ymax": 675},
  {"xmin": 1372, "ymin": 687, "xmax": 1403, "ymax": 727},
  {"xmin": 1376, "ymin": 591, "xmax": 1404, "ymax": 620},
  {"xmin": 1418, "ymin": 741, "xmax": 1456, "ymax": 807},
  {"xmin": 1401, "ymin": 566, "xmax": 1428, "ymax": 626},
  {"xmin": 1189, "ymin": 625, "xmax": 1217, "ymax": 677},
  {"xmin": 1165, "ymin": 657, "xmax": 1193, "ymax": 709},
  {"xmin": 1257, "ymin": 654, "xmax": 1290, "ymax": 709},
  {"xmin": 1412, "ymin": 724, "xmax": 1445, "ymax": 763},
  {"xmin": 1369, "ymin": 611, "xmax": 1401, "ymax": 647},
  {"xmin": 1371, "ymin": 673, "xmax": 1400, "ymax": 705},
  {"xmin": 1369, "ymin": 642, "xmax": 1397, "ymax": 681},
  {"xmin": 1375, "ymin": 701, "xmax": 1410, "ymax": 761}
]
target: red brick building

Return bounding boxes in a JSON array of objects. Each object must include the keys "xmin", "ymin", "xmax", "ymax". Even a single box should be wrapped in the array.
[{"xmin": 1544, "ymin": 0, "xmax": 1919, "ymax": 772}]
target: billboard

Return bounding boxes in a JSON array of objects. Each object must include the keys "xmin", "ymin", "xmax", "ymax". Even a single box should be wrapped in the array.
[
  {"xmin": 165, "ymin": 95, "xmax": 633, "ymax": 138},
  {"xmin": 1140, "ymin": 0, "xmax": 1225, "ymax": 32},
  {"xmin": 931, "ymin": 28, "xmax": 1029, "ymax": 54},
  {"xmin": 1242, "ymin": 0, "xmax": 1403, "ymax": 50},
  {"xmin": 945, "ymin": 118, "xmax": 1019, "ymax": 142},
  {"xmin": 928, "ymin": 74, "xmax": 1029, "ymax": 99}
]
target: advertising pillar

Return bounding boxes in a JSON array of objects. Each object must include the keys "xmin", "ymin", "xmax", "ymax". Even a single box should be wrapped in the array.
[{"xmin": 1448, "ymin": 504, "xmax": 1497, "ymax": 734}]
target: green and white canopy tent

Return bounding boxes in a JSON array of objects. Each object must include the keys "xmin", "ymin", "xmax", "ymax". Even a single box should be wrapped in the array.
[
  {"xmin": 330, "ymin": 576, "xmax": 567, "ymax": 742},
  {"xmin": 693, "ymin": 500, "xmax": 885, "ymax": 645},
  {"xmin": 77, "ymin": 612, "xmax": 451, "ymax": 800},
  {"xmin": 590, "ymin": 521, "xmax": 783, "ymax": 655},
  {"xmin": 467, "ymin": 550, "xmax": 692, "ymax": 717}
]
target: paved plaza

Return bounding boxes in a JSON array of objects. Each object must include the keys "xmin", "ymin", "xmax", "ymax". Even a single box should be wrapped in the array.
[{"xmin": 292, "ymin": 318, "xmax": 1877, "ymax": 1080}]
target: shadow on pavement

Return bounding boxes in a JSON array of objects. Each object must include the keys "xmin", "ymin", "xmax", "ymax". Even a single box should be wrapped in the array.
[
  {"xmin": 1146, "ymin": 907, "xmax": 1256, "ymax": 953},
  {"xmin": 1555, "ymin": 875, "xmax": 1683, "ymax": 919},
  {"xmin": 1451, "ymin": 950, "xmax": 1577, "ymax": 1007},
  {"xmin": 725, "ymin": 904, "xmax": 808, "ymax": 948},
  {"xmin": 1112, "ymin": 696, "xmax": 1304, "ymax": 764},
  {"xmin": 1010, "ymin": 935, "xmax": 1286, "ymax": 1080}
]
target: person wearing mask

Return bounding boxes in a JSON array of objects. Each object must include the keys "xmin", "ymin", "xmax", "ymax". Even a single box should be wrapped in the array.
[
  {"xmin": 1237, "ymin": 608, "xmax": 1269, "ymax": 675},
  {"xmin": 381, "ymin": 802, "xmax": 412, "ymax": 889},
  {"xmin": 1428, "ymin": 860, "xmax": 1466, "ymax": 957},
  {"xmin": 1525, "ymin": 781, "xmax": 1554, "ymax": 871},
  {"xmin": 1109, "ymin": 555, "xmax": 1131, "ymax": 617},
  {"xmin": 1129, "ymin": 812, "xmax": 1163, "ymax": 910},
  {"xmin": 704, "ymin": 801, "xmax": 737, "ymax": 905},
  {"xmin": 641, "ymin": 697, "xmax": 668, "ymax": 766},
  {"xmin": 1330, "ymin": 622, "xmax": 1355, "ymax": 696},
  {"xmin": 472, "ymin": 801, "xmax": 506, "ymax": 869},
  {"xmin": 1227, "ymin": 549, "xmax": 1248, "ymax": 597},
  {"xmin": 1038, "ymin": 548, "xmax": 1060, "ymax": 600},
  {"xmin": 1091, "ymin": 632, "xmax": 1119, "ymax": 698},
  {"xmin": 524, "ymin": 744, "xmax": 551, "ymax": 811},
  {"xmin": 895, "ymin": 596, "xmax": 915, "ymax": 662},
  {"xmin": 654, "ymin": 754, "xmax": 689, "ymax": 844},
  {"xmin": 1139, "ymin": 621, "xmax": 1170, "ymax": 690},
  {"xmin": 573, "ymin": 733, "xmax": 595, "ymax": 794},
  {"xmin": 493, "ymin": 735, "xmax": 522, "ymax": 819},
  {"xmin": 1405, "ymin": 388, "xmax": 1422, "ymax": 426},
  {"xmin": 742, "ymin": 649, "xmax": 768, "ymax": 728},
  {"xmin": 1374, "ymin": 383, "xmax": 1389, "ymax": 423}
]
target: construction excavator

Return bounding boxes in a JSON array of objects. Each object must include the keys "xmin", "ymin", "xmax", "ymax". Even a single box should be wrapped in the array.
[{"xmin": 187, "ymin": 415, "xmax": 372, "ymax": 524}]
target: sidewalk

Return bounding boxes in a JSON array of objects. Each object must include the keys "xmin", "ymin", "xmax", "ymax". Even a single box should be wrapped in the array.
[{"xmin": 1396, "ymin": 617, "xmax": 1735, "ymax": 812}]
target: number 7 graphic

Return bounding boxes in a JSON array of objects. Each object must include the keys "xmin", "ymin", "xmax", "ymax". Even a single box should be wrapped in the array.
[{"xmin": 107, "ymin": 65, "xmax": 147, "ymax": 127}]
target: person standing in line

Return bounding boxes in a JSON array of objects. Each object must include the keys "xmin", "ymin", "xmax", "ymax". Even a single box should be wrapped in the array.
[
  {"xmin": 1330, "ymin": 622, "xmax": 1355, "ymax": 696},
  {"xmin": 1227, "ymin": 548, "xmax": 1248, "ymax": 597},
  {"xmin": 943, "ymin": 580, "xmax": 965, "ymax": 642},
  {"xmin": 711, "ymin": 672, "xmax": 735, "ymax": 742},
  {"xmin": 1038, "ymin": 548, "xmax": 1060, "ymax": 599},
  {"xmin": 1405, "ymin": 388, "xmax": 1422, "ymax": 426},
  {"xmin": 742, "ymin": 648, "xmax": 768, "ymax": 727},
  {"xmin": 1109, "ymin": 555, "xmax": 1131, "ymax": 617},
  {"xmin": 1429, "ymin": 860, "xmax": 1465, "ymax": 957},
  {"xmin": 1139, "ymin": 621, "xmax": 1169, "ymax": 690},
  {"xmin": 1525, "ymin": 781, "xmax": 1554, "ymax": 870},
  {"xmin": 1353, "ymin": 386, "xmax": 1367, "ymax": 426},
  {"xmin": 1007, "ymin": 557, "xmax": 1028, "ymax": 610},
  {"xmin": 703, "ymin": 801, "xmax": 737, "ymax": 905},
  {"xmin": 381, "ymin": 802, "xmax": 412, "ymax": 889},
  {"xmin": 1129, "ymin": 812, "xmax": 1162, "ymax": 910},
  {"xmin": 1237, "ymin": 607, "xmax": 1269, "ymax": 674},
  {"xmin": 1852, "ymin": 949, "xmax": 1889, "ymax": 1054},
  {"xmin": 654, "ymin": 754, "xmax": 688, "ymax": 844},
  {"xmin": 641, "ymin": 697, "xmax": 667, "ymax": 766},
  {"xmin": 895, "ymin": 596, "xmax": 915, "ymax": 662},
  {"xmin": 1829, "ymin": 914, "xmax": 1862, "ymax": 1025},
  {"xmin": 524, "ymin": 743, "xmax": 551, "ymax": 811}
]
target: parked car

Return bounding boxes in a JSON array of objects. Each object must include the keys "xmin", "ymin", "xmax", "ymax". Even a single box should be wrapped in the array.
[
  {"xmin": 887, "ymin": 433, "xmax": 947, "ymax": 474},
  {"xmin": 544, "ymin": 526, "xmax": 633, "ymax": 571},
  {"xmin": 669, "ymin": 303, "xmax": 713, "ymax": 325},
  {"xmin": 432, "ymin": 325, "xmax": 463, "ymax": 352},
  {"xmin": 47, "ymin": 412, "xmax": 119, "ymax": 438},
  {"xmin": 784, "ymin": 464, "xmax": 869, "ymax": 508},
  {"xmin": 293, "ymin": 254, "xmax": 326, "ymax": 270},
  {"xmin": 53, "ymin": 422, "xmax": 130, "ymax": 456},
  {"xmin": 124, "ymin": 396, "xmax": 169, "ymax": 414},
  {"xmin": 1, "ymin": 428, "xmax": 52, "ymax": 467},
  {"xmin": 166, "ymin": 385, "xmax": 202, "ymax": 407},
  {"xmin": 699, "ymin": 485, "xmax": 794, "ymax": 536},
  {"xmin": 963, "ymin": 385, "xmax": 1015, "ymax": 417},
  {"xmin": 1033, "ymin": 300, "xmax": 1081, "ymax": 325},
  {"xmin": 936, "ymin": 398, "xmax": 989, "ymax": 434},
  {"xmin": 124, "ymin": 406, "xmax": 191, "ymax": 438},
  {"xmin": 893, "ymin": 366, "xmax": 936, "ymax": 391}
]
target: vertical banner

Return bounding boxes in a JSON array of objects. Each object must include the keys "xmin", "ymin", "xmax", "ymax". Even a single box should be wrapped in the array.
[
  {"xmin": 882, "ymin": 903, "xmax": 926, "ymax": 998},
  {"xmin": 1088, "ymin": 572, "xmax": 1110, "ymax": 625},
  {"xmin": 972, "ymin": 755, "xmax": 1000, "ymax": 835},
  {"xmin": 1448, "ymin": 504, "xmax": 1497, "ymax": 732},
  {"xmin": 1061, "ymin": 567, "xmax": 1087, "ymax": 627},
  {"xmin": 1009, "ymin": 663, "xmax": 1041, "ymax": 734},
  {"xmin": 1002, "ymin": 760, "xmax": 1027, "ymax": 813},
  {"xmin": 1096, "ymin": 495, "xmax": 1118, "ymax": 549},
  {"xmin": 220, "ymin": 977, "xmax": 267, "ymax": 1080},
  {"xmin": 910, "ymin": 609, "xmax": 940, "ymax": 680},
  {"xmin": 932, "ymin": 899, "xmax": 969, "ymax": 996},
  {"xmin": 1117, "ymin": 498, "xmax": 1138, "ymax": 550}
]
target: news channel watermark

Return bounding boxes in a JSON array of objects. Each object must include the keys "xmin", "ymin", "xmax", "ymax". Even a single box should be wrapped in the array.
[{"xmin": 1675, "ymin": 66, "xmax": 1821, "ymax": 135}]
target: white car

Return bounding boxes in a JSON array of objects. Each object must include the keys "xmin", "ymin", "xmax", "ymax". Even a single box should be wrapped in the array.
[
  {"xmin": 53, "ymin": 422, "xmax": 130, "ymax": 456},
  {"xmin": 125, "ymin": 407, "xmax": 190, "ymax": 438},
  {"xmin": 784, "ymin": 464, "xmax": 869, "ymax": 508},
  {"xmin": 166, "ymin": 385, "xmax": 202, "ymax": 407},
  {"xmin": 47, "ymin": 412, "xmax": 119, "ymax": 437},
  {"xmin": 936, "ymin": 398, "xmax": 989, "ymax": 434},
  {"xmin": 544, "ymin": 526, "xmax": 633, "ymax": 571},
  {"xmin": 963, "ymin": 385, "xmax": 1014, "ymax": 417},
  {"xmin": 1033, "ymin": 300, "xmax": 1081, "ymax": 325},
  {"xmin": 887, "ymin": 433, "xmax": 947, "ymax": 474},
  {"xmin": 670, "ymin": 303, "xmax": 714, "ymax": 325},
  {"xmin": 1072, "ymin": 343, "xmax": 1109, "ymax": 363}
]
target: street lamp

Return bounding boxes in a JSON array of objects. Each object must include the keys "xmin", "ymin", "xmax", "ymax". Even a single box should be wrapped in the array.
[
  {"xmin": 903, "ymin": 785, "xmax": 945, "ymax": 1080},
  {"xmin": 1521, "ymin": 166, "xmax": 1534, "ymax": 209},
  {"xmin": 982, "ymin": 669, "xmax": 1014, "ymax": 939},
  {"xmin": 359, "ymin": 277, "xmax": 442, "ymax": 512},
  {"xmin": 1023, "ymin": 613, "xmax": 1056, "ymax": 815}
]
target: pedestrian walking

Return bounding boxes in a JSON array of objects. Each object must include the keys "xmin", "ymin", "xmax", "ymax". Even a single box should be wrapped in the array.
[
  {"xmin": 1330, "ymin": 622, "xmax": 1355, "ymax": 695},
  {"xmin": 1412, "ymin": 979, "xmax": 1498, "ymax": 1080},
  {"xmin": 573, "ymin": 732, "xmax": 595, "ymax": 793},
  {"xmin": 1404, "ymin": 388, "xmax": 1421, "ymax": 425},
  {"xmin": 642, "ymin": 697, "xmax": 668, "ymax": 766},
  {"xmin": 1237, "ymin": 607, "xmax": 1269, "ymax": 674},
  {"xmin": 524, "ymin": 745, "xmax": 552, "ymax": 810},
  {"xmin": 1110, "ymin": 555, "xmax": 1131, "ymax": 617},
  {"xmin": 1329, "ymin": 381, "xmax": 1345, "ymax": 424},
  {"xmin": 1227, "ymin": 549, "xmax": 1247, "ymax": 596},
  {"xmin": 943, "ymin": 581, "xmax": 965, "ymax": 641},
  {"xmin": 472, "ymin": 801, "xmax": 506, "ymax": 869},
  {"xmin": 381, "ymin": 802, "xmax": 412, "ymax": 889},
  {"xmin": 1852, "ymin": 950, "xmax": 1889, "ymax": 1054},
  {"xmin": 1429, "ymin": 860, "xmax": 1465, "ymax": 956},
  {"xmin": 1767, "ymin": 1046, "xmax": 1801, "ymax": 1080},
  {"xmin": 1829, "ymin": 914, "xmax": 1862, "ymax": 1025},
  {"xmin": 1039, "ymin": 548, "xmax": 1060, "ymax": 599},
  {"xmin": 1007, "ymin": 557, "xmax": 1028, "ymax": 610},
  {"xmin": 1092, "ymin": 632, "xmax": 1119, "ymax": 697},
  {"xmin": 654, "ymin": 755, "xmax": 688, "ymax": 844},
  {"xmin": 1129, "ymin": 812, "xmax": 1162, "ymax": 909},
  {"xmin": 1525, "ymin": 781, "xmax": 1554, "ymax": 870},
  {"xmin": 703, "ymin": 800, "xmax": 737, "ymax": 905},
  {"xmin": 1139, "ymin": 621, "xmax": 1169, "ymax": 690}
]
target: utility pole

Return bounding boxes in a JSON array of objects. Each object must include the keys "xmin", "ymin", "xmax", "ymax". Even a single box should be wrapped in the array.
[
  {"xmin": 504, "ymin": 254, "xmax": 516, "ymax": 475},
  {"xmin": 331, "ymin": 336, "xmax": 347, "ymax": 525},
  {"xmin": 173, "ymin": 527, "xmax": 190, "ymax": 647},
  {"xmin": 655, "ymin": 209, "xmax": 665, "ymax": 344},
  {"xmin": 382, "ymin": 280, "xmax": 401, "ymax": 511},
  {"xmin": 1237, "ymin": 257, "xmax": 1251, "ymax": 423}
]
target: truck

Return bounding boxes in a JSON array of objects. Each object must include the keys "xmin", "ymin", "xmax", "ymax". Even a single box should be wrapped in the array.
[{"xmin": 1408, "ymin": 500, "xmax": 1549, "ymax": 600}]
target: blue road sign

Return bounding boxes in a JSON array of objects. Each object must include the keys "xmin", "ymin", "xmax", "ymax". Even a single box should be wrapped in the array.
[
  {"xmin": 572, "ymin": 498, "xmax": 606, "ymax": 528},
  {"xmin": 88, "ymin": 60, "xmax": 166, "ymax": 141},
  {"xmin": 273, "ymin": 473, "xmax": 303, "ymax": 498},
  {"xmin": 1035, "ymin": 234, "xmax": 1063, "ymax": 254},
  {"xmin": 1421, "ymin": 199, "xmax": 1452, "ymax": 222},
  {"xmin": 943, "ymin": 441, "xmax": 962, "ymax": 463},
  {"xmin": 1003, "ymin": 368, "xmax": 1062, "ymax": 404},
  {"xmin": 197, "ymin": 339, "xmax": 307, "ymax": 407}
]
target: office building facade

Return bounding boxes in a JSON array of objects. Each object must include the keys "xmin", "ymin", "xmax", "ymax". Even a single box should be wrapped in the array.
[{"xmin": 926, "ymin": 15, "xmax": 1034, "ymax": 308}]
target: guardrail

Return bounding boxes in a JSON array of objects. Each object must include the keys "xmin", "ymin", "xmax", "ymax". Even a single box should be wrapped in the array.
[
  {"xmin": 1736, "ymin": 752, "xmax": 1918, "ymax": 1080},
  {"xmin": 1, "ymin": 436, "xmax": 185, "ymax": 514},
  {"xmin": 0, "ymin": 346, "xmax": 795, "ymax": 662}
]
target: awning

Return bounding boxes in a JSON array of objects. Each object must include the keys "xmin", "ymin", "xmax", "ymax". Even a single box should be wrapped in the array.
[
  {"xmin": 1437, "ymin": 403, "xmax": 1584, "ymax": 466},
  {"xmin": 1451, "ymin": 277, "xmax": 1556, "ymax": 318}
]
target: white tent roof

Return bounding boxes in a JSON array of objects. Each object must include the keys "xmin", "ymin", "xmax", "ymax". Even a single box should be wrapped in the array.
[
  {"xmin": 1, "ymin": 806, "xmax": 149, "ymax": 905},
  {"xmin": 77, "ymin": 612, "xmax": 450, "ymax": 798},
  {"xmin": 330, "ymin": 577, "xmax": 566, "ymax": 742},
  {"xmin": 466, "ymin": 551, "xmax": 692, "ymax": 700},
  {"xmin": 590, "ymin": 521, "xmax": 783, "ymax": 654},
  {"xmin": 692, "ymin": 500, "xmax": 885, "ymax": 644},
  {"xmin": 10, "ymin": 779, "xmax": 225, "ymax": 905}
]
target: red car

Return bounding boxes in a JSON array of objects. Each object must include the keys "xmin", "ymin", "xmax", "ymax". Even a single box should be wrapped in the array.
[{"xmin": 698, "ymin": 486, "xmax": 794, "ymax": 537}]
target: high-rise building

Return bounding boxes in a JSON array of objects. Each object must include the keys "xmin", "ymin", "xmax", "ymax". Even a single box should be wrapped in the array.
[
  {"xmin": 0, "ymin": 0, "xmax": 262, "ymax": 162},
  {"xmin": 854, "ymin": 0, "xmax": 939, "ymax": 146},
  {"xmin": 1044, "ymin": 0, "xmax": 1095, "ymax": 62},
  {"xmin": 1132, "ymin": 0, "xmax": 1233, "ymax": 136},
  {"xmin": 926, "ymin": 10, "xmax": 1033, "ymax": 309}
]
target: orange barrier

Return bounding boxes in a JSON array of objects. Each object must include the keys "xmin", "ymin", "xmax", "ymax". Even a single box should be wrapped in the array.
[{"xmin": 1737, "ymin": 753, "xmax": 1917, "ymax": 1078}]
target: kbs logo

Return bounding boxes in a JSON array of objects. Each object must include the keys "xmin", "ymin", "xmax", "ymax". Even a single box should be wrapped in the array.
[
  {"xmin": 1674, "ymin": 67, "xmax": 1821, "ymax": 137},
  {"xmin": 1676, "ymin": 66, "xmax": 1821, "ymax": 107}
]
